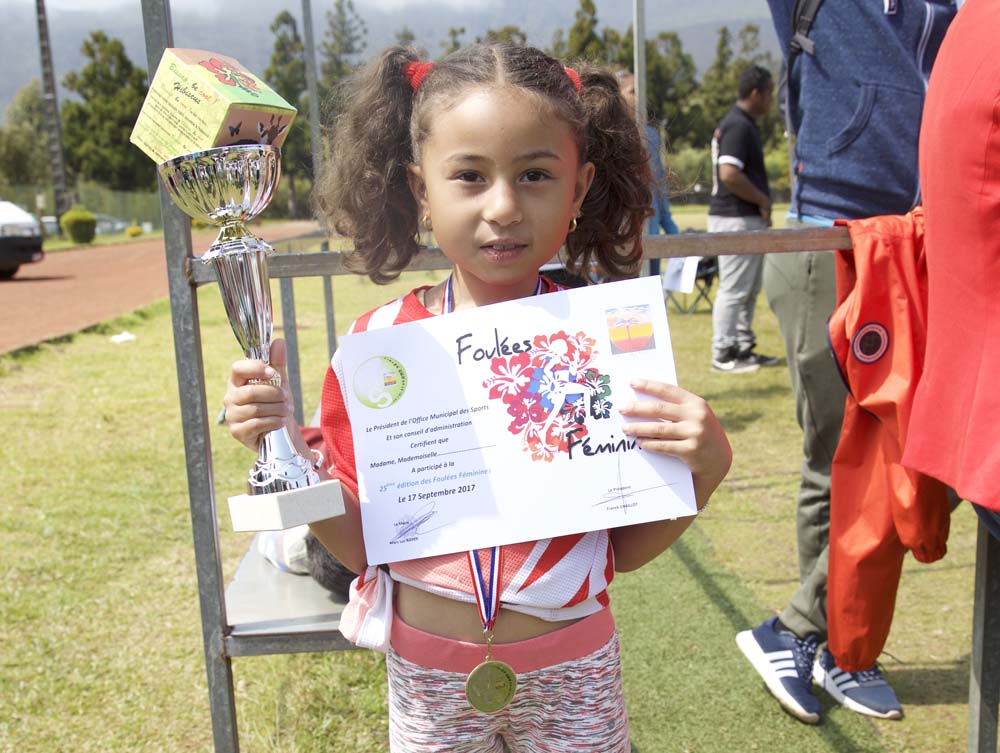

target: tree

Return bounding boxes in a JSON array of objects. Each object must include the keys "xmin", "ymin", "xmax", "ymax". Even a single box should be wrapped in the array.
[
  {"xmin": 696, "ymin": 24, "xmax": 783, "ymax": 149},
  {"xmin": 0, "ymin": 80, "xmax": 50, "ymax": 187},
  {"xmin": 60, "ymin": 31, "xmax": 153, "ymax": 192},
  {"xmin": 265, "ymin": 10, "xmax": 311, "ymax": 218},
  {"xmin": 601, "ymin": 27, "xmax": 628, "ymax": 66},
  {"xmin": 699, "ymin": 25, "xmax": 736, "ymax": 138},
  {"xmin": 566, "ymin": 0, "xmax": 605, "ymax": 62},
  {"xmin": 731, "ymin": 23, "xmax": 782, "ymax": 148},
  {"xmin": 395, "ymin": 26, "xmax": 416, "ymax": 48},
  {"xmin": 648, "ymin": 32, "xmax": 701, "ymax": 147},
  {"xmin": 319, "ymin": 0, "xmax": 367, "ymax": 104},
  {"xmin": 441, "ymin": 27, "xmax": 465, "ymax": 56},
  {"xmin": 36, "ymin": 0, "xmax": 72, "ymax": 217},
  {"xmin": 596, "ymin": 28, "xmax": 699, "ymax": 147},
  {"xmin": 478, "ymin": 25, "xmax": 527, "ymax": 46},
  {"xmin": 548, "ymin": 28, "xmax": 567, "ymax": 59}
]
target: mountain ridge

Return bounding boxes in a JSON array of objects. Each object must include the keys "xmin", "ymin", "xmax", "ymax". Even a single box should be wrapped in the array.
[{"xmin": 2, "ymin": 0, "xmax": 777, "ymax": 121}]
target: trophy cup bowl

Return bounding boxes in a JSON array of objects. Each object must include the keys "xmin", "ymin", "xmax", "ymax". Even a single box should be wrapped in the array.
[
  {"xmin": 158, "ymin": 144, "xmax": 279, "ymax": 229},
  {"xmin": 158, "ymin": 144, "xmax": 342, "ymax": 529}
]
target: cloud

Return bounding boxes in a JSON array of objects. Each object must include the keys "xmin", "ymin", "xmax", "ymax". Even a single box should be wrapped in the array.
[
  {"xmin": 39, "ymin": 0, "xmax": 498, "ymax": 9},
  {"xmin": 364, "ymin": 0, "xmax": 497, "ymax": 7}
]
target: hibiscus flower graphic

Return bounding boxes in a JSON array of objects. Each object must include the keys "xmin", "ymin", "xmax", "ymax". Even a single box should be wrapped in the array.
[
  {"xmin": 483, "ymin": 330, "xmax": 612, "ymax": 461},
  {"xmin": 198, "ymin": 58, "xmax": 261, "ymax": 97}
]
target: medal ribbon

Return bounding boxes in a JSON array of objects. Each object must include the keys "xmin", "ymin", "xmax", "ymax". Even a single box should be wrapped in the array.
[
  {"xmin": 467, "ymin": 547, "xmax": 504, "ymax": 633},
  {"xmin": 442, "ymin": 272, "xmax": 544, "ymax": 635},
  {"xmin": 441, "ymin": 274, "xmax": 544, "ymax": 315}
]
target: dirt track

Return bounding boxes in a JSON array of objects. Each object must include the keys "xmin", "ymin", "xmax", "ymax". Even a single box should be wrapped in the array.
[{"xmin": 0, "ymin": 221, "xmax": 319, "ymax": 355}]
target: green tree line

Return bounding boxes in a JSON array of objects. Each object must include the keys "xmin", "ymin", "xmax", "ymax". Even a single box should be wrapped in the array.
[{"xmin": 0, "ymin": 0, "xmax": 786, "ymax": 214}]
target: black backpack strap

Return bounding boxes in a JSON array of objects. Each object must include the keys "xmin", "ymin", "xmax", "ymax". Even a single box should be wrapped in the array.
[
  {"xmin": 789, "ymin": 0, "xmax": 825, "ymax": 65},
  {"xmin": 782, "ymin": 0, "xmax": 825, "ymax": 212}
]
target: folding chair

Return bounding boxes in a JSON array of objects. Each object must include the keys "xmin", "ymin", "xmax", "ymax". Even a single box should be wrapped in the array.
[{"xmin": 666, "ymin": 256, "xmax": 718, "ymax": 315}]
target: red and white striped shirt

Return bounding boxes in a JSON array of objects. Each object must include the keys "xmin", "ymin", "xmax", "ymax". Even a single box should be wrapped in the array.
[{"xmin": 322, "ymin": 280, "xmax": 615, "ymax": 623}]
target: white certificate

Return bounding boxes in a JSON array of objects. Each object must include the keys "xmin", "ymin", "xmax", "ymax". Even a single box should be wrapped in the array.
[{"xmin": 339, "ymin": 275, "xmax": 697, "ymax": 564}]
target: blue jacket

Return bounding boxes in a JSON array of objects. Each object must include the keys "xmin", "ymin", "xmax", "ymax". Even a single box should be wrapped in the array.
[
  {"xmin": 766, "ymin": 0, "xmax": 956, "ymax": 220},
  {"xmin": 646, "ymin": 123, "xmax": 669, "ymax": 199}
]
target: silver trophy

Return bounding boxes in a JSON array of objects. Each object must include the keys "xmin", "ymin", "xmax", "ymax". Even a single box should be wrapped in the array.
[{"xmin": 158, "ymin": 144, "xmax": 336, "ymax": 527}]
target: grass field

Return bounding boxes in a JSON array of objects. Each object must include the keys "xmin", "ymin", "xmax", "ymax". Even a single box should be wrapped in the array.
[
  {"xmin": 0, "ymin": 255, "xmax": 982, "ymax": 752},
  {"xmin": 40, "ymin": 218, "xmax": 308, "ymax": 252}
]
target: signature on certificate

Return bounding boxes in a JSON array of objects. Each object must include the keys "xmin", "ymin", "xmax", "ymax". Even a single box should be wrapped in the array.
[
  {"xmin": 390, "ymin": 501, "xmax": 444, "ymax": 543},
  {"xmin": 595, "ymin": 482, "xmax": 673, "ymax": 508},
  {"xmin": 593, "ymin": 454, "xmax": 672, "ymax": 509}
]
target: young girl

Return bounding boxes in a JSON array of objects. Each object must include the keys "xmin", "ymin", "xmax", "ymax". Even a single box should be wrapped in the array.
[{"xmin": 225, "ymin": 43, "xmax": 732, "ymax": 753}]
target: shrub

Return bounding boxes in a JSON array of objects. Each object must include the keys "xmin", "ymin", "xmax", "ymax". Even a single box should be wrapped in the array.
[
  {"xmin": 666, "ymin": 146, "xmax": 712, "ymax": 196},
  {"xmin": 59, "ymin": 205, "xmax": 97, "ymax": 244},
  {"xmin": 765, "ymin": 145, "xmax": 792, "ymax": 194},
  {"xmin": 125, "ymin": 225, "xmax": 143, "ymax": 238}
]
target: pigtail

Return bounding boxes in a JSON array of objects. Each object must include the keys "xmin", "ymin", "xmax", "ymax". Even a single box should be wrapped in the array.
[
  {"xmin": 314, "ymin": 46, "xmax": 423, "ymax": 284},
  {"xmin": 565, "ymin": 65, "xmax": 652, "ymax": 280}
]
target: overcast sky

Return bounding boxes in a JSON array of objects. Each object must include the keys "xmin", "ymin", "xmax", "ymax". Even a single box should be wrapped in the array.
[
  {"xmin": 3, "ymin": 0, "xmax": 774, "ymax": 117},
  {"xmin": 22, "ymin": 0, "xmax": 493, "ymax": 9}
]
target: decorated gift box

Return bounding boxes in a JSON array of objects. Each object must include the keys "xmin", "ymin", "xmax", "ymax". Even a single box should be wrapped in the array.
[{"xmin": 130, "ymin": 48, "xmax": 296, "ymax": 164}]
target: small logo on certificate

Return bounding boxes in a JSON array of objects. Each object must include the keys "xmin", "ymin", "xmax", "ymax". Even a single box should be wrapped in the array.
[
  {"xmin": 606, "ymin": 305, "xmax": 655, "ymax": 354},
  {"xmin": 354, "ymin": 355, "xmax": 408, "ymax": 409}
]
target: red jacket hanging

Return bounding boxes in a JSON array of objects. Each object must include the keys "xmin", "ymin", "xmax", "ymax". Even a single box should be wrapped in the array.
[{"xmin": 826, "ymin": 209, "xmax": 951, "ymax": 672}]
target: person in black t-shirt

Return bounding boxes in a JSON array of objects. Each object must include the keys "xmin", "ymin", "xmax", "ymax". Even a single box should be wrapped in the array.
[{"xmin": 707, "ymin": 65, "xmax": 779, "ymax": 373}]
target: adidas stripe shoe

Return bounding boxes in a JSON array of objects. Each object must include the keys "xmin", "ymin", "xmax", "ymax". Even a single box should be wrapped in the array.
[
  {"xmin": 813, "ymin": 648, "xmax": 903, "ymax": 719},
  {"xmin": 736, "ymin": 617, "xmax": 822, "ymax": 724}
]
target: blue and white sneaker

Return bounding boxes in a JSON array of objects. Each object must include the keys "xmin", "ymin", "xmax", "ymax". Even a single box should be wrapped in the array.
[
  {"xmin": 813, "ymin": 649, "xmax": 903, "ymax": 719},
  {"xmin": 736, "ymin": 617, "xmax": 822, "ymax": 724}
]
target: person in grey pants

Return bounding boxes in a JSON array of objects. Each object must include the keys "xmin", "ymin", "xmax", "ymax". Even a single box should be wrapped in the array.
[
  {"xmin": 735, "ymin": 0, "xmax": 957, "ymax": 726},
  {"xmin": 707, "ymin": 65, "xmax": 779, "ymax": 374}
]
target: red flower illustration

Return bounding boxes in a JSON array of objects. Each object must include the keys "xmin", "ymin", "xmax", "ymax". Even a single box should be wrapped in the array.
[
  {"xmin": 482, "ymin": 351, "xmax": 533, "ymax": 401},
  {"xmin": 198, "ymin": 58, "xmax": 261, "ymax": 95},
  {"xmin": 483, "ymin": 329, "xmax": 608, "ymax": 462}
]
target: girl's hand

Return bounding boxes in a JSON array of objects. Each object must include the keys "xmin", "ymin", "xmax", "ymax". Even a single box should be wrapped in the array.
[
  {"xmin": 223, "ymin": 338, "xmax": 294, "ymax": 451},
  {"xmin": 619, "ymin": 378, "xmax": 732, "ymax": 504}
]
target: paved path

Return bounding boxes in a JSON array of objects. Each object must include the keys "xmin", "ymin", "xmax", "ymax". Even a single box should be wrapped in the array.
[{"xmin": 0, "ymin": 221, "xmax": 320, "ymax": 355}]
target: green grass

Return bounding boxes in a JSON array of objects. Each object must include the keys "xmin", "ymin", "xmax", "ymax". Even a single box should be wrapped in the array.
[
  {"xmin": 667, "ymin": 202, "xmax": 792, "ymax": 233},
  {"xmin": 0, "ymin": 263, "xmax": 979, "ymax": 753},
  {"xmin": 41, "ymin": 229, "xmax": 158, "ymax": 251},
  {"xmin": 41, "ymin": 219, "xmax": 314, "ymax": 253}
]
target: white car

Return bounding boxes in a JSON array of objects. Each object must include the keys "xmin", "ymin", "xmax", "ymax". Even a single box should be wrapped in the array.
[
  {"xmin": 94, "ymin": 213, "xmax": 128, "ymax": 235},
  {"xmin": 0, "ymin": 201, "xmax": 43, "ymax": 280}
]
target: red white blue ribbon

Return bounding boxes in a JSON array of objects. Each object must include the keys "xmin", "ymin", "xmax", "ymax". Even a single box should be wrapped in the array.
[
  {"xmin": 467, "ymin": 547, "xmax": 504, "ymax": 632},
  {"xmin": 441, "ymin": 274, "xmax": 544, "ymax": 315},
  {"xmin": 443, "ymin": 273, "xmax": 543, "ymax": 633}
]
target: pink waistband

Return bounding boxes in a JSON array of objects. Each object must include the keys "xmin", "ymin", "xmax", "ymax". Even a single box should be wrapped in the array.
[{"xmin": 390, "ymin": 608, "xmax": 615, "ymax": 674}]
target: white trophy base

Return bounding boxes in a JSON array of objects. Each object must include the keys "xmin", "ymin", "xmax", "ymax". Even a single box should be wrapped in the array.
[{"xmin": 228, "ymin": 479, "xmax": 345, "ymax": 532}]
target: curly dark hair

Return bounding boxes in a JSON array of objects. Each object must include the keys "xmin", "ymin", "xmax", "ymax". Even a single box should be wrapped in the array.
[{"xmin": 314, "ymin": 43, "xmax": 652, "ymax": 284}]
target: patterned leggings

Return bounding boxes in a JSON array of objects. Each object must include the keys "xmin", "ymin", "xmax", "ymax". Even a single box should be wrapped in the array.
[{"xmin": 386, "ymin": 631, "xmax": 630, "ymax": 752}]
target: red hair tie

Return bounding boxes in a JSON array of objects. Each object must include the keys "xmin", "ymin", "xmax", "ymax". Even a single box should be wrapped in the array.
[
  {"xmin": 405, "ymin": 61, "xmax": 579, "ymax": 93},
  {"xmin": 404, "ymin": 61, "xmax": 434, "ymax": 91},
  {"xmin": 564, "ymin": 66, "xmax": 582, "ymax": 92}
]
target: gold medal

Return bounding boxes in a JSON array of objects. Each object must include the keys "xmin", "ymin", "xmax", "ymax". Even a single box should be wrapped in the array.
[
  {"xmin": 466, "ymin": 659, "xmax": 517, "ymax": 714},
  {"xmin": 464, "ymin": 549, "xmax": 516, "ymax": 713}
]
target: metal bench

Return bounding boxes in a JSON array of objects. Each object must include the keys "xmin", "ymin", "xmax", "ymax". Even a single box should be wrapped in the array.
[{"xmin": 225, "ymin": 542, "xmax": 353, "ymax": 656}]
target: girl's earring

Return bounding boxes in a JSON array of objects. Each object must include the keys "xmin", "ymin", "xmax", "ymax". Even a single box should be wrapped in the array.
[
  {"xmin": 568, "ymin": 215, "xmax": 579, "ymax": 233},
  {"xmin": 421, "ymin": 214, "xmax": 433, "ymax": 232}
]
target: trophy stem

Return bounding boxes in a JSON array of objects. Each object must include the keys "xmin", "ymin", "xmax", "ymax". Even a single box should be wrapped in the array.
[
  {"xmin": 216, "ymin": 220, "xmax": 254, "ymax": 246},
  {"xmin": 207, "ymin": 239, "xmax": 274, "ymax": 363},
  {"xmin": 251, "ymin": 426, "xmax": 319, "ymax": 494}
]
